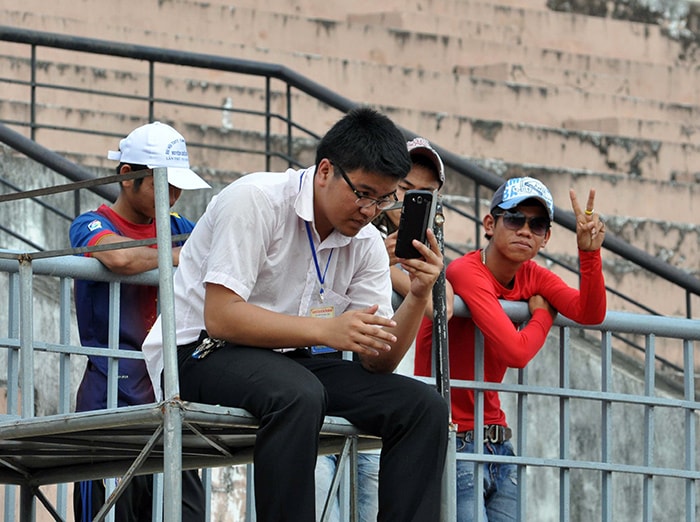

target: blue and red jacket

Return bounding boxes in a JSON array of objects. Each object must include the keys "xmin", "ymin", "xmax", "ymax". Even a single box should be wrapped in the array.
[{"xmin": 69, "ymin": 204, "xmax": 194, "ymax": 411}]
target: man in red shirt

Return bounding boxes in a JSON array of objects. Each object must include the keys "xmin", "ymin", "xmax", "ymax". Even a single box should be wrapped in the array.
[{"xmin": 416, "ymin": 176, "xmax": 607, "ymax": 521}]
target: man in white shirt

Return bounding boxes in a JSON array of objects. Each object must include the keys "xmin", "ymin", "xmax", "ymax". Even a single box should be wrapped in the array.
[{"xmin": 143, "ymin": 108, "xmax": 449, "ymax": 521}]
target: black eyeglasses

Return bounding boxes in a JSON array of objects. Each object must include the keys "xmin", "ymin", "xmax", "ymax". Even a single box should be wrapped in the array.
[
  {"xmin": 493, "ymin": 210, "xmax": 550, "ymax": 236},
  {"xmin": 332, "ymin": 162, "xmax": 398, "ymax": 211}
]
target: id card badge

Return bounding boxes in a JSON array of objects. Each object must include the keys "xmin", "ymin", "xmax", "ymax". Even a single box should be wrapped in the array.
[{"xmin": 310, "ymin": 305, "xmax": 336, "ymax": 354}]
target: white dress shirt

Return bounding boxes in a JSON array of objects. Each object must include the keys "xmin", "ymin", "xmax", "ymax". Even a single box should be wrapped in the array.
[{"xmin": 143, "ymin": 167, "xmax": 393, "ymax": 400}]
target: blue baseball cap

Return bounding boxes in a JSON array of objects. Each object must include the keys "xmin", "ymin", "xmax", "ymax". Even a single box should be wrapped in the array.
[{"xmin": 490, "ymin": 177, "xmax": 554, "ymax": 221}]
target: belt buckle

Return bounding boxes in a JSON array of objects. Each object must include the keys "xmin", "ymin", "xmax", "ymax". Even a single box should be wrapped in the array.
[{"xmin": 484, "ymin": 425, "xmax": 501, "ymax": 443}]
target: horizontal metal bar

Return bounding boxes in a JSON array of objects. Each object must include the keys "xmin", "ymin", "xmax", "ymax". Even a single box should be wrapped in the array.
[
  {"xmin": 0, "ymin": 252, "xmax": 158, "ymax": 285},
  {"xmin": 449, "ymin": 379, "xmax": 699, "ymax": 410},
  {"xmin": 453, "ymin": 299, "xmax": 700, "ymax": 340},
  {"xmin": 454, "ymin": 453, "xmax": 700, "ymax": 480}
]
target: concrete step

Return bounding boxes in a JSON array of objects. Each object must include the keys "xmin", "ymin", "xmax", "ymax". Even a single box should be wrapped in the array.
[
  {"xmin": 398, "ymin": 108, "xmax": 700, "ymax": 185},
  {"xmin": 344, "ymin": 5, "xmax": 683, "ymax": 65},
  {"xmin": 463, "ymin": 61, "xmax": 700, "ymax": 107},
  {"xmin": 562, "ymin": 117, "xmax": 700, "ymax": 146},
  {"xmin": 2, "ymin": 0, "xmax": 686, "ymax": 75},
  {"xmin": 200, "ymin": 0, "xmax": 552, "ymax": 20},
  {"xmin": 4, "ymin": 47, "xmax": 700, "ymax": 157},
  {"xmin": 186, "ymin": 0, "xmax": 682, "ymax": 71}
]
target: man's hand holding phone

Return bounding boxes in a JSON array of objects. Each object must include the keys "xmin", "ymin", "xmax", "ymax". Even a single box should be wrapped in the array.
[{"xmin": 393, "ymin": 189, "xmax": 443, "ymax": 301}]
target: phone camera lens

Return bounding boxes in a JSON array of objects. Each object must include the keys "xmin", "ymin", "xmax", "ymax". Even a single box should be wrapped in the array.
[{"xmin": 416, "ymin": 196, "xmax": 423, "ymax": 204}]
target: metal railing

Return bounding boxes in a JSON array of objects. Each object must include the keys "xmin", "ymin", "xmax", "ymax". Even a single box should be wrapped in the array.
[{"xmin": 1, "ymin": 241, "xmax": 698, "ymax": 520}]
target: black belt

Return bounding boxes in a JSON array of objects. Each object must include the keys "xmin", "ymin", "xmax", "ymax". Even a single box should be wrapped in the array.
[{"xmin": 457, "ymin": 425, "xmax": 512, "ymax": 444}]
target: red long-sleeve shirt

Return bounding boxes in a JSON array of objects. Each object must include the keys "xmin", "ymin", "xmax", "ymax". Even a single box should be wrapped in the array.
[{"xmin": 415, "ymin": 249, "xmax": 606, "ymax": 432}]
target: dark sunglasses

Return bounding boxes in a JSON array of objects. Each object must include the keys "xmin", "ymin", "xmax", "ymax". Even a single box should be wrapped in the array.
[{"xmin": 493, "ymin": 210, "xmax": 550, "ymax": 236}]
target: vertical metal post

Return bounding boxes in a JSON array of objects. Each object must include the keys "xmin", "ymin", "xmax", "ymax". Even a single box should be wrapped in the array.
[
  {"xmin": 18, "ymin": 257, "xmax": 35, "ymax": 521},
  {"xmin": 432, "ymin": 197, "xmax": 455, "ymax": 522},
  {"xmin": 440, "ymin": 427, "xmax": 456, "ymax": 522},
  {"xmin": 683, "ymin": 338, "xmax": 696, "ymax": 522},
  {"xmin": 201, "ymin": 469, "xmax": 212, "ymax": 520},
  {"xmin": 153, "ymin": 167, "xmax": 183, "ymax": 522},
  {"xmin": 18, "ymin": 257, "xmax": 34, "ymax": 417},
  {"xmin": 5, "ymin": 270, "xmax": 19, "ymax": 522},
  {"xmin": 642, "ymin": 334, "xmax": 656, "ymax": 522},
  {"xmin": 152, "ymin": 473, "xmax": 164, "ymax": 522},
  {"xmin": 148, "ymin": 61, "xmax": 155, "ymax": 122},
  {"xmin": 104, "ymin": 278, "xmax": 119, "ymax": 522},
  {"xmin": 600, "ymin": 331, "xmax": 613, "ymax": 522},
  {"xmin": 30, "ymin": 45, "xmax": 37, "ymax": 141},
  {"xmin": 286, "ymin": 84, "xmax": 293, "ymax": 170},
  {"xmin": 58, "ymin": 277, "xmax": 72, "ymax": 413},
  {"xmin": 105, "ymin": 274, "xmax": 120, "ymax": 521},
  {"xmin": 19, "ymin": 486, "xmax": 35, "ymax": 522},
  {"xmin": 474, "ymin": 183, "xmax": 482, "ymax": 252},
  {"xmin": 473, "ymin": 328, "xmax": 485, "ymax": 522},
  {"xmin": 106, "ymin": 281, "xmax": 121, "ymax": 409},
  {"xmin": 245, "ymin": 464, "xmax": 256, "ymax": 521},
  {"xmin": 57, "ymin": 276, "xmax": 73, "ymax": 518},
  {"xmin": 558, "ymin": 327, "xmax": 571, "ymax": 522},
  {"xmin": 516, "ymin": 365, "xmax": 528, "ymax": 522},
  {"xmin": 343, "ymin": 438, "xmax": 357, "ymax": 522},
  {"xmin": 265, "ymin": 77, "xmax": 272, "ymax": 172}
]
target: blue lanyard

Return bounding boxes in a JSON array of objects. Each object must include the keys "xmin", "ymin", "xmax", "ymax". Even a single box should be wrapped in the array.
[
  {"xmin": 305, "ymin": 221, "xmax": 333, "ymax": 301},
  {"xmin": 300, "ymin": 171, "xmax": 334, "ymax": 301}
]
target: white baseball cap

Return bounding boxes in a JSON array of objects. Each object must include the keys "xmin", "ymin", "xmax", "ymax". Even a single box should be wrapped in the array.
[{"xmin": 107, "ymin": 122, "xmax": 211, "ymax": 190}]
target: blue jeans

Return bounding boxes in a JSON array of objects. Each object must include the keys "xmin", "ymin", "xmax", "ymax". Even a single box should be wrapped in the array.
[
  {"xmin": 456, "ymin": 439, "xmax": 518, "ymax": 522},
  {"xmin": 315, "ymin": 452, "xmax": 379, "ymax": 521}
]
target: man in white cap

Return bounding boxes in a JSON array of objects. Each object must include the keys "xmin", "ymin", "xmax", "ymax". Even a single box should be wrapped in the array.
[{"xmin": 69, "ymin": 122, "xmax": 210, "ymax": 521}]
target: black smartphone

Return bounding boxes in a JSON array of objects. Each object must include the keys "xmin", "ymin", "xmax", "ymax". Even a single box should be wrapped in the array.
[{"xmin": 394, "ymin": 189, "xmax": 437, "ymax": 259}]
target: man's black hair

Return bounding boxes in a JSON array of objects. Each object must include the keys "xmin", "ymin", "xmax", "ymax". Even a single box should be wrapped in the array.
[
  {"xmin": 117, "ymin": 162, "xmax": 149, "ymax": 190},
  {"xmin": 315, "ymin": 107, "xmax": 411, "ymax": 180}
]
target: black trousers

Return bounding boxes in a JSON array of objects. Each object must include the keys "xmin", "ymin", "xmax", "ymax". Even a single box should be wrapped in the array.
[
  {"xmin": 73, "ymin": 470, "xmax": 205, "ymax": 522},
  {"xmin": 179, "ymin": 345, "xmax": 449, "ymax": 522}
]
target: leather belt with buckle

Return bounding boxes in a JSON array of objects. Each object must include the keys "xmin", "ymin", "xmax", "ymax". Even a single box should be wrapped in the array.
[{"xmin": 457, "ymin": 425, "xmax": 513, "ymax": 444}]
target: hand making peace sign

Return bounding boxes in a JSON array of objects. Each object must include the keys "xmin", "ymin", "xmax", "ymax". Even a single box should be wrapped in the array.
[{"xmin": 569, "ymin": 188, "xmax": 606, "ymax": 251}]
